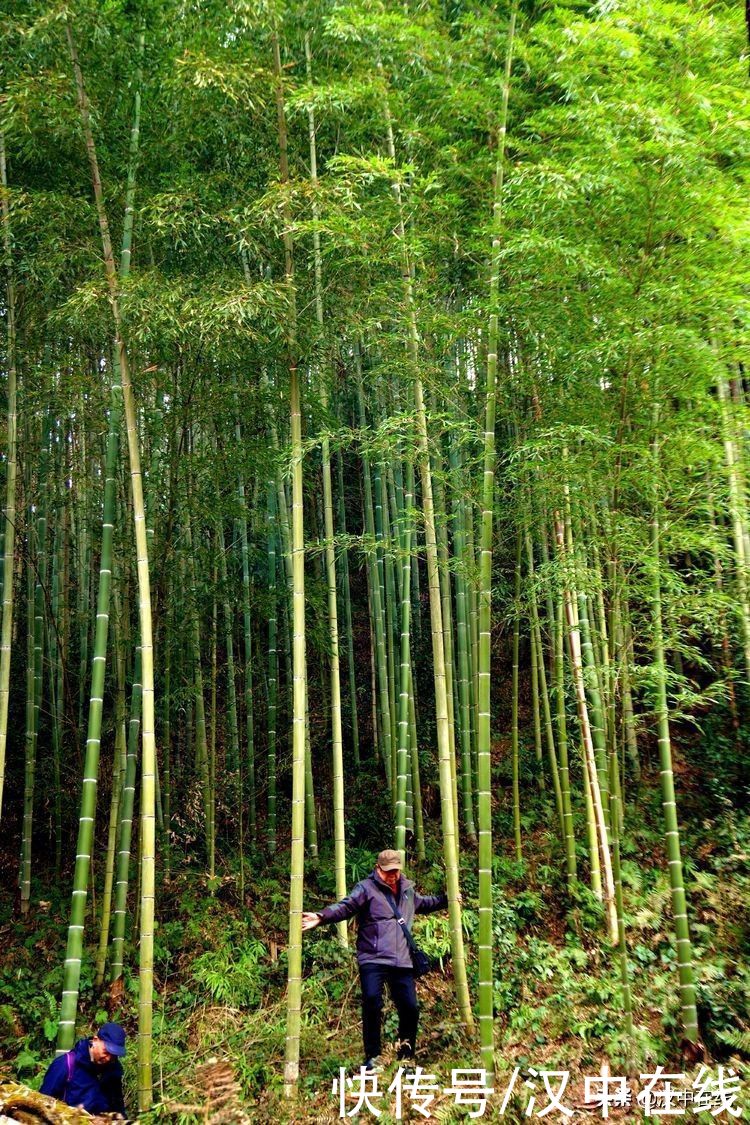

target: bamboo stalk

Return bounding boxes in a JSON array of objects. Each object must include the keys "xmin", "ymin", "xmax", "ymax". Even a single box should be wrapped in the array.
[
  {"xmin": 511, "ymin": 535, "xmax": 522, "ymax": 862},
  {"xmin": 306, "ymin": 31, "xmax": 347, "ymax": 935},
  {"xmin": 95, "ymin": 581, "xmax": 127, "ymax": 987},
  {"xmin": 273, "ymin": 31, "xmax": 307, "ymax": 1097},
  {"xmin": 67, "ymin": 23, "xmax": 157, "ymax": 1106},
  {"xmin": 233, "ymin": 378, "xmax": 257, "ymax": 849},
  {"xmin": 379, "ymin": 63, "xmax": 473, "ymax": 1029},
  {"xmin": 337, "ymin": 451, "xmax": 360, "ymax": 766},
  {"xmin": 649, "ymin": 403, "xmax": 699, "ymax": 1044},
  {"xmin": 555, "ymin": 512, "xmax": 617, "ymax": 940},
  {"xmin": 0, "ymin": 135, "xmax": 18, "ymax": 820},
  {"xmin": 266, "ymin": 483, "xmax": 279, "ymax": 853},
  {"xmin": 355, "ymin": 351, "xmax": 393, "ymax": 789}
]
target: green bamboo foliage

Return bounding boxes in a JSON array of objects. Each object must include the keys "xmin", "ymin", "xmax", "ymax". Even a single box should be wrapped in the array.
[
  {"xmin": 2, "ymin": 0, "xmax": 745, "ymax": 1103},
  {"xmin": 0, "ymin": 135, "xmax": 18, "ymax": 820},
  {"xmin": 67, "ymin": 22, "xmax": 157, "ymax": 1107}
]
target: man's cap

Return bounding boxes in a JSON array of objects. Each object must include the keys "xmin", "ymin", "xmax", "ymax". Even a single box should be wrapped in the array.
[
  {"xmin": 377, "ymin": 849, "xmax": 402, "ymax": 872},
  {"xmin": 97, "ymin": 1022, "xmax": 127, "ymax": 1057}
]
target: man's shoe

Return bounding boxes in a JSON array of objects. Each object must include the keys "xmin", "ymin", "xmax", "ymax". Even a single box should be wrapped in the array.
[{"xmin": 362, "ymin": 1058, "xmax": 382, "ymax": 1074}]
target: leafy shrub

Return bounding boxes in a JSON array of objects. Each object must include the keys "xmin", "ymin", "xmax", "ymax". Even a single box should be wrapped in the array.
[
  {"xmin": 413, "ymin": 914, "xmax": 452, "ymax": 967},
  {"xmin": 191, "ymin": 938, "xmax": 267, "ymax": 1007}
]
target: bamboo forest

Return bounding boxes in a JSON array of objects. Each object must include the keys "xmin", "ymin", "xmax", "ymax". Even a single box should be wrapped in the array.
[{"xmin": 0, "ymin": 0, "xmax": 748, "ymax": 1121}]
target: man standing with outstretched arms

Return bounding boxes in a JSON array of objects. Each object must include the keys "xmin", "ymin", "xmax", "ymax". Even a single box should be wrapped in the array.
[{"xmin": 302, "ymin": 849, "xmax": 452, "ymax": 1071}]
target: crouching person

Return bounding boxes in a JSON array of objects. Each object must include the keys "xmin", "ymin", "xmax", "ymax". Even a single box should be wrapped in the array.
[{"xmin": 40, "ymin": 1022, "xmax": 127, "ymax": 1118}]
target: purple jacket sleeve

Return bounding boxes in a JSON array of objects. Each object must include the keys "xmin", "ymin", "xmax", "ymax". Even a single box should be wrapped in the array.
[
  {"xmin": 316, "ymin": 881, "xmax": 369, "ymax": 925},
  {"xmin": 414, "ymin": 890, "xmax": 448, "ymax": 915}
]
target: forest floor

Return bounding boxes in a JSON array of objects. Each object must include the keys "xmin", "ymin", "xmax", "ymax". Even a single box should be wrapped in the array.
[{"xmin": 1, "ymin": 730, "xmax": 749, "ymax": 1124}]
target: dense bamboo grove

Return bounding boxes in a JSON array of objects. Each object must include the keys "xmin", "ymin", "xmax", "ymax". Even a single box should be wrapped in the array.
[{"xmin": 1, "ymin": 0, "xmax": 749, "ymax": 1115}]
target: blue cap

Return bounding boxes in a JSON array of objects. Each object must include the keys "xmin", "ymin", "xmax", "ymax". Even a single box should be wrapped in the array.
[{"xmin": 97, "ymin": 1022, "xmax": 126, "ymax": 1057}]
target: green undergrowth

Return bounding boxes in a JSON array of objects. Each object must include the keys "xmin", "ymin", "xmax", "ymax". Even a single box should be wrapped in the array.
[{"xmin": 1, "ymin": 756, "xmax": 749, "ymax": 1122}]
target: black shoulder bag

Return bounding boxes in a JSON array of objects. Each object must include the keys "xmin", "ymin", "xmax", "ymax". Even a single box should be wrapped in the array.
[{"xmin": 382, "ymin": 889, "xmax": 437, "ymax": 978}]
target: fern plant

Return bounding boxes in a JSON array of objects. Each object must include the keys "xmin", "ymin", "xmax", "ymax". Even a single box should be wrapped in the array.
[
  {"xmin": 191, "ymin": 939, "xmax": 267, "ymax": 1008},
  {"xmin": 716, "ymin": 1027, "xmax": 750, "ymax": 1056}
]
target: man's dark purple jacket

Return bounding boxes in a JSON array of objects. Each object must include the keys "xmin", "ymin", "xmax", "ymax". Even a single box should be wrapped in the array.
[
  {"xmin": 316, "ymin": 868, "xmax": 448, "ymax": 967},
  {"xmin": 40, "ymin": 1038, "xmax": 126, "ymax": 1116}
]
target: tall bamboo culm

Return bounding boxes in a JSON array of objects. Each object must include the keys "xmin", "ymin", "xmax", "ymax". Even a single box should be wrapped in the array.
[
  {"xmin": 337, "ymin": 452, "xmax": 360, "ymax": 767},
  {"xmin": 273, "ymin": 31, "xmax": 306, "ymax": 1097},
  {"xmin": 0, "ymin": 135, "xmax": 18, "ymax": 820},
  {"xmin": 306, "ymin": 33, "xmax": 347, "ymax": 942},
  {"xmin": 57, "ymin": 31, "xmax": 141, "ymax": 1040},
  {"xmin": 650, "ymin": 404, "xmax": 699, "ymax": 1044},
  {"xmin": 379, "ymin": 79, "xmax": 473, "ymax": 1026},
  {"xmin": 67, "ymin": 22, "xmax": 157, "ymax": 1108},
  {"xmin": 475, "ymin": 1, "xmax": 517, "ymax": 1073}
]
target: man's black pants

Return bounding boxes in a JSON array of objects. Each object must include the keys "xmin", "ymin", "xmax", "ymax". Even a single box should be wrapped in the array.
[{"xmin": 359, "ymin": 963, "xmax": 418, "ymax": 1061}]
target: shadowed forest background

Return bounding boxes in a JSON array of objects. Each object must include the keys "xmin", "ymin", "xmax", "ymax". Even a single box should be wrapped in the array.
[{"xmin": 0, "ymin": 0, "xmax": 749, "ymax": 1121}]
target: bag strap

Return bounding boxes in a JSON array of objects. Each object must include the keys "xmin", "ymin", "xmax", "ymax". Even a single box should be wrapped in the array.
[
  {"xmin": 64, "ymin": 1049, "xmax": 76, "ymax": 1094},
  {"xmin": 372, "ymin": 879, "xmax": 418, "ymax": 954}
]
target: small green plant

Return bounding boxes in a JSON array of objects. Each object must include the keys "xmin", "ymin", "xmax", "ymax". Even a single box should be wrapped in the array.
[
  {"xmin": 191, "ymin": 938, "xmax": 267, "ymax": 1007},
  {"xmin": 413, "ymin": 913, "xmax": 452, "ymax": 967}
]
